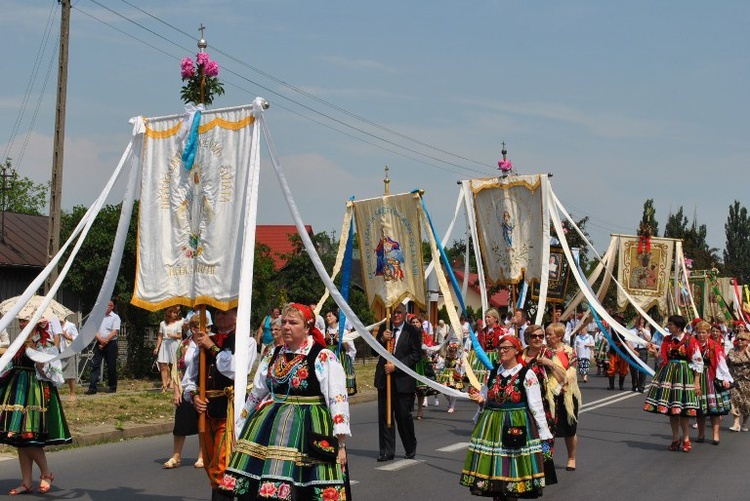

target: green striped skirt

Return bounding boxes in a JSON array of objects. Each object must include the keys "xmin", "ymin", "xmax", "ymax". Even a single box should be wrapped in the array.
[
  {"xmin": 643, "ymin": 359, "xmax": 700, "ymax": 416},
  {"xmin": 0, "ymin": 366, "xmax": 72, "ymax": 448},
  {"xmin": 460, "ymin": 404, "xmax": 546, "ymax": 498},
  {"xmin": 696, "ymin": 370, "xmax": 731, "ymax": 417},
  {"xmin": 222, "ymin": 395, "xmax": 347, "ymax": 500}
]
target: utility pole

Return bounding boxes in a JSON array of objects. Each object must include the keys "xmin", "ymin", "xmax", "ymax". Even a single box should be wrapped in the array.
[{"xmin": 46, "ymin": 0, "xmax": 71, "ymax": 292}]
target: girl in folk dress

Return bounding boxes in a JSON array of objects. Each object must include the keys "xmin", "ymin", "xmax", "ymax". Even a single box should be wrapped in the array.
[{"xmin": 644, "ymin": 315, "xmax": 704, "ymax": 452}]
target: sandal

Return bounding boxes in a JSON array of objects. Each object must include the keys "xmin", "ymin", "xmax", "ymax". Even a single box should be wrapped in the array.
[
  {"xmin": 681, "ymin": 439, "xmax": 692, "ymax": 453},
  {"xmin": 194, "ymin": 458, "xmax": 204, "ymax": 468},
  {"xmin": 668, "ymin": 440, "xmax": 680, "ymax": 451},
  {"xmin": 9, "ymin": 483, "xmax": 33, "ymax": 495},
  {"xmin": 163, "ymin": 457, "xmax": 181, "ymax": 469},
  {"xmin": 38, "ymin": 474, "xmax": 54, "ymax": 494}
]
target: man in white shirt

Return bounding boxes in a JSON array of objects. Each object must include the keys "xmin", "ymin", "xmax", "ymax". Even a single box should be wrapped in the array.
[{"xmin": 85, "ymin": 300, "xmax": 121, "ymax": 394}]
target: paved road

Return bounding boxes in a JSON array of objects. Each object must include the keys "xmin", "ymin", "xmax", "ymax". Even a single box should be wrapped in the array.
[{"xmin": 1, "ymin": 376, "xmax": 749, "ymax": 500}]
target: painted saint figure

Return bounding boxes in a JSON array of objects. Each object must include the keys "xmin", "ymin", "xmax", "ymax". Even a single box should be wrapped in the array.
[
  {"xmin": 501, "ymin": 210, "xmax": 514, "ymax": 248},
  {"xmin": 374, "ymin": 228, "xmax": 405, "ymax": 282}
]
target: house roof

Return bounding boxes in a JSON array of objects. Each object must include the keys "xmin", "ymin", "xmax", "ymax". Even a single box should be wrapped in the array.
[
  {"xmin": 256, "ymin": 224, "xmax": 314, "ymax": 271},
  {"xmin": 0, "ymin": 212, "xmax": 49, "ymax": 268},
  {"xmin": 452, "ymin": 269, "xmax": 510, "ymax": 308}
]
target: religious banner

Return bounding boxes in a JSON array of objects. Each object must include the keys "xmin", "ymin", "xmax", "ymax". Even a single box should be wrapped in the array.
[
  {"xmin": 132, "ymin": 106, "xmax": 257, "ymax": 311},
  {"xmin": 353, "ymin": 192, "xmax": 426, "ymax": 310},
  {"xmin": 531, "ymin": 246, "xmax": 571, "ymax": 303},
  {"xmin": 470, "ymin": 174, "xmax": 547, "ymax": 285},
  {"xmin": 687, "ymin": 272, "xmax": 707, "ymax": 319},
  {"xmin": 617, "ymin": 235, "xmax": 674, "ymax": 313}
]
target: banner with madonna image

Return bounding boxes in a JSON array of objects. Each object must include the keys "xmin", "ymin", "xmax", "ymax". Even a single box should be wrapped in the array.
[
  {"xmin": 353, "ymin": 192, "xmax": 426, "ymax": 310},
  {"xmin": 470, "ymin": 174, "xmax": 549, "ymax": 285},
  {"xmin": 132, "ymin": 106, "xmax": 258, "ymax": 311},
  {"xmin": 617, "ymin": 235, "xmax": 674, "ymax": 313}
]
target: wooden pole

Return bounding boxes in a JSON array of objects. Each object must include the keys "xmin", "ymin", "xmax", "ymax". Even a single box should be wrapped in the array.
[
  {"xmin": 45, "ymin": 0, "xmax": 71, "ymax": 292},
  {"xmin": 385, "ymin": 306, "xmax": 393, "ymax": 428},
  {"xmin": 198, "ymin": 305, "xmax": 207, "ymax": 434}
]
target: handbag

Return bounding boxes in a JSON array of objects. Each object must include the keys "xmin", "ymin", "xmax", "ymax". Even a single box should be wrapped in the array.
[
  {"xmin": 501, "ymin": 425, "xmax": 527, "ymax": 448},
  {"xmin": 307, "ymin": 431, "xmax": 338, "ymax": 462},
  {"xmin": 714, "ymin": 379, "xmax": 734, "ymax": 392}
]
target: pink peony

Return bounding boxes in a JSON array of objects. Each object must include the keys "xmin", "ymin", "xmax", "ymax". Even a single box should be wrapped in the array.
[
  {"xmin": 204, "ymin": 60, "xmax": 220, "ymax": 77},
  {"xmin": 181, "ymin": 57, "xmax": 195, "ymax": 79},
  {"xmin": 498, "ymin": 159, "xmax": 513, "ymax": 172},
  {"xmin": 196, "ymin": 52, "xmax": 210, "ymax": 66}
]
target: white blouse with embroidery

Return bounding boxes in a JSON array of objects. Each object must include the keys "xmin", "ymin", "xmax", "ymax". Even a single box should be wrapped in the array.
[{"xmin": 236, "ymin": 335, "xmax": 351, "ymax": 438}]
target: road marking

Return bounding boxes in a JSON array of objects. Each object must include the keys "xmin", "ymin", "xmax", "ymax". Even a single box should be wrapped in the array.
[
  {"xmin": 376, "ymin": 458, "xmax": 425, "ymax": 471},
  {"xmin": 349, "ymin": 480, "xmax": 360, "ymax": 485},
  {"xmin": 581, "ymin": 392, "xmax": 639, "ymax": 413},
  {"xmin": 436, "ymin": 442, "xmax": 470, "ymax": 452}
]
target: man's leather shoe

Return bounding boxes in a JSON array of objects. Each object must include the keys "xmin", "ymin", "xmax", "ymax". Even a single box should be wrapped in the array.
[
  {"xmin": 84, "ymin": 389, "xmax": 97, "ymax": 395},
  {"xmin": 107, "ymin": 388, "xmax": 117, "ymax": 393},
  {"xmin": 404, "ymin": 452, "xmax": 416, "ymax": 459},
  {"xmin": 376, "ymin": 454, "xmax": 394, "ymax": 462}
]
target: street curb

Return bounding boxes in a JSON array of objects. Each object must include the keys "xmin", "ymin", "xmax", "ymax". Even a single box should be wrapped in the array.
[{"xmin": 47, "ymin": 391, "xmax": 380, "ymax": 451}]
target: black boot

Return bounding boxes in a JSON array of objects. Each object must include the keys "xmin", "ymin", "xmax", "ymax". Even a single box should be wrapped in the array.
[
  {"xmin": 607, "ymin": 376, "xmax": 615, "ymax": 390},
  {"xmin": 619, "ymin": 376, "xmax": 626, "ymax": 390}
]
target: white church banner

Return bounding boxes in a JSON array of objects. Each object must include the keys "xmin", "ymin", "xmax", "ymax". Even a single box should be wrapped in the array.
[
  {"xmin": 132, "ymin": 107, "xmax": 257, "ymax": 311},
  {"xmin": 470, "ymin": 174, "xmax": 548, "ymax": 285}
]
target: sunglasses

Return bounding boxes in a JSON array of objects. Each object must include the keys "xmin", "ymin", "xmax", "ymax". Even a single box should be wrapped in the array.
[
  {"xmin": 529, "ymin": 333, "xmax": 545, "ymax": 339},
  {"xmin": 498, "ymin": 345, "xmax": 516, "ymax": 352}
]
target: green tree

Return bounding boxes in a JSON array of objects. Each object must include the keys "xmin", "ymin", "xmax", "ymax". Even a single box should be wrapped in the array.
[
  {"xmin": 638, "ymin": 198, "xmax": 659, "ymax": 237},
  {"xmin": 664, "ymin": 207, "xmax": 720, "ymax": 270},
  {"xmin": 1, "ymin": 158, "xmax": 48, "ymax": 215},
  {"xmin": 724, "ymin": 201, "xmax": 750, "ymax": 283}
]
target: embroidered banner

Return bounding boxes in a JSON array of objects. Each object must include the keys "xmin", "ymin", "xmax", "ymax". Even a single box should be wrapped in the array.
[
  {"xmin": 353, "ymin": 193, "xmax": 426, "ymax": 310},
  {"xmin": 617, "ymin": 235, "xmax": 674, "ymax": 313},
  {"xmin": 470, "ymin": 174, "xmax": 547, "ymax": 285},
  {"xmin": 531, "ymin": 246, "xmax": 571, "ymax": 303},
  {"xmin": 132, "ymin": 107, "xmax": 257, "ymax": 311}
]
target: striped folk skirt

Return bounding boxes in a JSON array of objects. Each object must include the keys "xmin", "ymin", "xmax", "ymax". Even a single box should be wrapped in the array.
[
  {"xmin": 0, "ymin": 366, "xmax": 72, "ymax": 448},
  {"xmin": 460, "ymin": 404, "xmax": 546, "ymax": 499},
  {"xmin": 697, "ymin": 371, "xmax": 732, "ymax": 417},
  {"xmin": 643, "ymin": 359, "xmax": 700, "ymax": 417},
  {"xmin": 341, "ymin": 354, "xmax": 357, "ymax": 396},
  {"xmin": 221, "ymin": 396, "xmax": 348, "ymax": 500}
]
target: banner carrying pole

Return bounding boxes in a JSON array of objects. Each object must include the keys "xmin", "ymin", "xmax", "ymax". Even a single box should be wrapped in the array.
[{"xmin": 385, "ymin": 306, "xmax": 393, "ymax": 428}]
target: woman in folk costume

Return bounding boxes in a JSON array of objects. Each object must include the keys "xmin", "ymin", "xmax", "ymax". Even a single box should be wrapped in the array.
[
  {"xmin": 644, "ymin": 315, "xmax": 703, "ymax": 452},
  {"xmin": 544, "ymin": 322, "xmax": 582, "ymax": 471},
  {"xmin": 520, "ymin": 324, "xmax": 562, "ymax": 485},
  {"xmin": 324, "ymin": 308, "xmax": 358, "ymax": 396},
  {"xmin": 0, "ymin": 317, "xmax": 71, "ymax": 495},
  {"xmin": 437, "ymin": 342, "xmax": 464, "ymax": 413},
  {"xmin": 468, "ymin": 309, "xmax": 505, "ymax": 385},
  {"xmin": 460, "ymin": 334, "xmax": 553, "ymax": 499},
  {"xmin": 220, "ymin": 303, "xmax": 351, "ymax": 500},
  {"xmin": 693, "ymin": 321, "xmax": 733, "ymax": 444},
  {"xmin": 410, "ymin": 314, "xmax": 438, "ymax": 420}
]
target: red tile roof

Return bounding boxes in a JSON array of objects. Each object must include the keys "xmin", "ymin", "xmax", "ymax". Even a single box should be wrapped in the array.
[
  {"xmin": 0, "ymin": 212, "xmax": 49, "ymax": 268},
  {"xmin": 256, "ymin": 224, "xmax": 314, "ymax": 271},
  {"xmin": 452, "ymin": 269, "xmax": 510, "ymax": 308}
]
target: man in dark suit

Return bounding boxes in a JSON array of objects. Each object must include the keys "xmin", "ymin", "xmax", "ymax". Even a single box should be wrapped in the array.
[{"xmin": 373, "ymin": 304, "xmax": 423, "ymax": 461}]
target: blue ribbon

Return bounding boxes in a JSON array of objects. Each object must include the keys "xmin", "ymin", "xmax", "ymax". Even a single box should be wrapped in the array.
[
  {"xmin": 337, "ymin": 199, "xmax": 356, "ymax": 356},
  {"xmin": 181, "ymin": 110, "xmax": 202, "ymax": 170},
  {"xmin": 417, "ymin": 191, "xmax": 492, "ymax": 370}
]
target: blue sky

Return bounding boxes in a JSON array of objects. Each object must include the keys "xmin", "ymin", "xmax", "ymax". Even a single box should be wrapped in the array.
[{"xmin": 2, "ymin": 1, "xmax": 748, "ymax": 256}]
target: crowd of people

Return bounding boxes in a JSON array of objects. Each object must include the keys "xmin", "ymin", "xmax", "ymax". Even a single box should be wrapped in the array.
[{"xmin": 3, "ymin": 296, "xmax": 750, "ymax": 500}]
